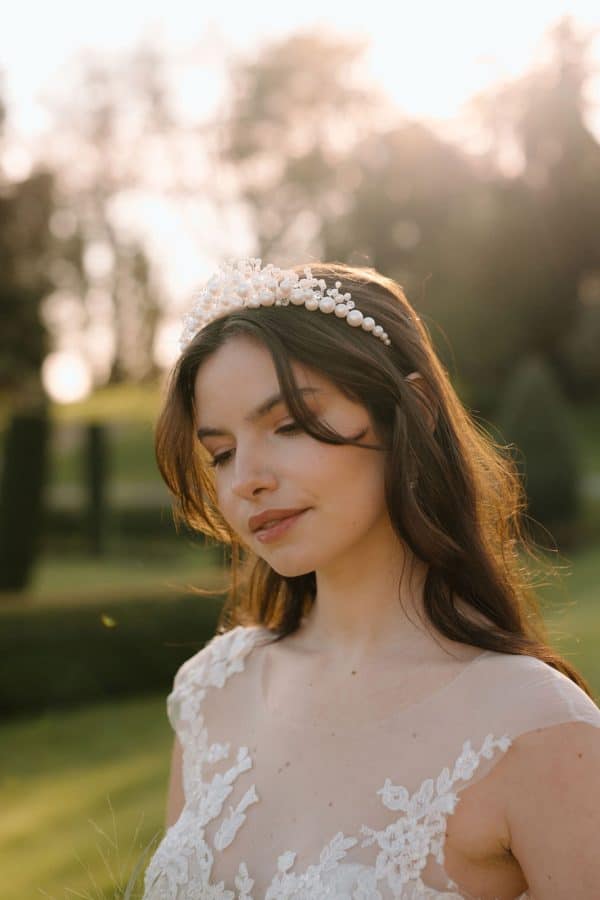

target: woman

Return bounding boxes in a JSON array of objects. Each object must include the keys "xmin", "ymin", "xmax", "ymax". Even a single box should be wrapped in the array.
[{"xmin": 143, "ymin": 258, "xmax": 600, "ymax": 899}]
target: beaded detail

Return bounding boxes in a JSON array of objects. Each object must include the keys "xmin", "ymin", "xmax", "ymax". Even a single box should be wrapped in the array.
[{"xmin": 179, "ymin": 258, "xmax": 392, "ymax": 352}]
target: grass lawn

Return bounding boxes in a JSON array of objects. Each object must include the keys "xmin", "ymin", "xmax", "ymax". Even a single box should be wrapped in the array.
[{"xmin": 0, "ymin": 693, "xmax": 170, "ymax": 900}]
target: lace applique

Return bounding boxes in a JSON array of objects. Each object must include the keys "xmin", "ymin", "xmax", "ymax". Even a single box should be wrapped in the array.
[
  {"xmin": 235, "ymin": 863, "xmax": 255, "ymax": 900},
  {"xmin": 143, "ymin": 807, "xmax": 218, "ymax": 899},
  {"xmin": 360, "ymin": 734, "xmax": 512, "ymax": 896},
  {"xmin": 214, "ymin": 785, "xmax": 260, "ymax": 851},
  {"xmin": 143, "ymin": 628, "xmax": 525, "ymax": 899}
]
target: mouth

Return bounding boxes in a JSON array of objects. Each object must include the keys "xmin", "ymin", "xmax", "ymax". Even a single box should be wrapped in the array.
[{"xmin": 254, "ymin": 509, "xmax": 310, "ymax": 543}]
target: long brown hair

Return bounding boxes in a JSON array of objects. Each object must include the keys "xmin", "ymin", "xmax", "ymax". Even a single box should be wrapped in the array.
[{"xmin": 155, "ymin": 261, "xmax": 594, "ymax": 699}]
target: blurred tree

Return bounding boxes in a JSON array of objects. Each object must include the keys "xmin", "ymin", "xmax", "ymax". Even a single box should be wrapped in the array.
[
  {"xmin": 0, "ymin": 412, "xmax": 50, "ymax": 591},
  {"xmin": 29, "ymin": 19, "xmax": 600, "ymax": 409},
  {"xmin": 0, "ymin": 88, "xmax": 55, "ymax": 592},
  {"xmin": 556, "ymin": 280, "xmax": 600, "ymax": 397},
  {"xmin": 217, "ymin": 29, "xmax": 389, "ymax": 263},
  {"xmin": 215, "ymin": 28, "xmax": 490, "ymax": 396},
  {"xmin": 468, "ymin": 16, "xmax": 600, "ymax": 401},
  {"xmin": 496, "ymin": 354, "xmax": 581, "ymax": 545},
  {"xmin": 318, "ymin": 121, "xmax": 481, "ymax": 386},
  {"xmin": 0, "ymin": 168, "xmax": 54, "ymax": 401},
  {"xmin": 40, "ymin": 45, "xmax": 174, "ymax": 384}
]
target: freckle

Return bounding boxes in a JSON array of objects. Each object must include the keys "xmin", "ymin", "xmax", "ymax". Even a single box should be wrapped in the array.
[
  {"xmin": 577, "ymin": 752, "xmax": 583, "ymax": 758},
  {"xmin": 411, "ymin": 732, "xmax": 418, "ymax": 739},
  {"xmin": 351, "ymin": 670, "xmax": 357, "ymax": 675},
  {"xmin": 285, "ymin": 760, "xmax": 291, "ymax": 767},
  {"xmin": 328, "ymin": 801, "xmax": 333, "ymax": 807}
]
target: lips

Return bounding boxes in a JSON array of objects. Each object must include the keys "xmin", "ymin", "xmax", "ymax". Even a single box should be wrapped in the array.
[
  {"xmin": 253, "ymin": 509, "xmax": 309, "ymax": 543},
  {"xmin": 248, "ymin": 507, "xmax": 309, "ymax": 534}
]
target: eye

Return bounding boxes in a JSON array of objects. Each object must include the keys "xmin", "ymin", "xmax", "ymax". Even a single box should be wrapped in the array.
[{"xmin": 207, "ymin": 421, "xmax": 302, "ymax": 469}]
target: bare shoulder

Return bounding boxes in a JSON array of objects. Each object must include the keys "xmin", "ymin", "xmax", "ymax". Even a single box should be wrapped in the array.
[{"xmin": 503, "ymin": 719, "xmax": 600, "ymax": 898}]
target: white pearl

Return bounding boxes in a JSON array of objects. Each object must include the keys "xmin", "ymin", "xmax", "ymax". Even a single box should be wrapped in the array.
[
  {"xmin": 347, "ymin": 309, "xmax": 364, "ymax": 327},
  {"xmin": 319, "ymin": 297, "xmax": 336, "ymax": 313},
  {"xmin": 361, "ymin": 316, "xmax": 375, "ymax": 331},
  {"xmin": 334, "ymin": 304, "xmax": 349, "ymax": 318},
  {"xmin": 373, "ymin": 325, "xmax": 383, "ymax": 337},
  {"xmin": 305, "ymin": 297, "xmax": 319, "ymax": 311},
  {"xmin": 259, "ymin": 289, "xmax": 275, "ymax": 305},
  {"xmin": 290, "ymin": 288, "xmax": 305, "ymax": 305}
]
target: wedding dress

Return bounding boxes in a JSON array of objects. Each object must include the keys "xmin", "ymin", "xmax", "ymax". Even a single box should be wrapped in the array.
[{"xmin": 142, "ymin": 624, "xmax": 600, "ymax": 899}]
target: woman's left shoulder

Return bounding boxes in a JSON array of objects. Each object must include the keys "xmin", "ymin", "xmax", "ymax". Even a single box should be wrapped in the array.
[
  {"xmin": 500, "ymin": 699, "xmax": 600, "ymax": 895},
  {"xmin": 477, "ymin": 649, "xmax": 600, "ymax": 732},
  {"xmin": 476, "ymin": 653, "xmax": 600, "ymax": 893}
]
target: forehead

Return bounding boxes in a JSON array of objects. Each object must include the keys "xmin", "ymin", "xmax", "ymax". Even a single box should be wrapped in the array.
[{"xmin": 193, "ymin": 335, "xmax": 327, "ymax": 423}]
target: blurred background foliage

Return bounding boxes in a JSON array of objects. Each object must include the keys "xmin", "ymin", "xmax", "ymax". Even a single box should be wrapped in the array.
[{"xmin": 1, "ymin": 13, "xmax": 600, "ymax": 899}]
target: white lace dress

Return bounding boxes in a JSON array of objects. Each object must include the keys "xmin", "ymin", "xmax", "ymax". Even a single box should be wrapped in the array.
[{"xmin": 142, "ymin": 625, "xmax": 600, "ymax": 899}]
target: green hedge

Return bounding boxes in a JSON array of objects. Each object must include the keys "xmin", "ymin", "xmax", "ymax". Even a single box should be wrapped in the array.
[
  {"xmin": 0, "ymin": 593, "xmax": 224, "ymax": 718},
  {"xmin": 42, "ymin": 505, "xmax": 180, "ymax": 544}
]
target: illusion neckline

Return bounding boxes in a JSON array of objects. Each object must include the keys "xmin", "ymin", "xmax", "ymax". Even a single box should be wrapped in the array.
[{"xmin": 252, "ymin": 628, "xmax": 493, "ymax": 731}]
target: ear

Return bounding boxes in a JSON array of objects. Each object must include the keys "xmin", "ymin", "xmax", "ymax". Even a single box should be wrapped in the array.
[{"xmin": 404, "ymin": 372, "xmax": 438, "ymax": 433}]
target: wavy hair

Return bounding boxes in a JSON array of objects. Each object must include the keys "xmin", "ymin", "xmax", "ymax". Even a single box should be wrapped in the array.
[{"xmin": 155, "ymin": 261, "xmax": 594, "ymax": 699}]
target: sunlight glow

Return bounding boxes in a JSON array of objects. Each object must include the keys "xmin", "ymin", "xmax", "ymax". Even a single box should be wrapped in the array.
[{"xmin": 42, "ymin": 351, "xmax": 93, "ymax": 404}]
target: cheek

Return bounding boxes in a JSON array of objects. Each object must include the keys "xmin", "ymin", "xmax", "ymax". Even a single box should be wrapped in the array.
[{"xmin": 308, "ymin": 441, "xmax": 387, "ymax": 515}]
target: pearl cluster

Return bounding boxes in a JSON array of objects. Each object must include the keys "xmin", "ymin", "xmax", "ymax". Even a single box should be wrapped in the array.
[{"xmin": 179, "ymin": 257, "xmax": 392, "ymax": 353}]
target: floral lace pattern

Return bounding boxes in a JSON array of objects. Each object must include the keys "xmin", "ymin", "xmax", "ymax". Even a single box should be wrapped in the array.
[{"xmin": 143, "ymin": 627, "xmax": 529, "ymax": 899}]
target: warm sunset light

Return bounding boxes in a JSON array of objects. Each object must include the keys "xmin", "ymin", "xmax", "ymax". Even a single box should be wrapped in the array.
[
  {"xmin": 1, "ymin": 3, "xmax": 599, "ymax": 304},
  {"xmin": 41, "ymin": 350, "xmax": 93, "ymax": 403}
]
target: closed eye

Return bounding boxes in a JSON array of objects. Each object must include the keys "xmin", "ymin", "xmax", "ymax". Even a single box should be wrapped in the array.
[{"xmin": 207, "ymin": 422, "xmax": 302, "ymax": 469}]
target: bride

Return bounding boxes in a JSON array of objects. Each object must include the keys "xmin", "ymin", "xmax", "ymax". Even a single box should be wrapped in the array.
[{"xmin": 143, "ymin": 258, "xmax": 600, "ymax": 899}]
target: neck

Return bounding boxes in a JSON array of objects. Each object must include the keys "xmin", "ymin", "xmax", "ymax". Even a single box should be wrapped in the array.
[{"xmin": 295, "ymin": 520, "xmax": 442, "ymax": 667}]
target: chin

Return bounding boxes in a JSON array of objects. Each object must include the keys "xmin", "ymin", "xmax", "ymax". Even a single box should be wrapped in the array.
[{"xmin": 259, "ymin": 552, "xmax": 316, "ymax": 580}]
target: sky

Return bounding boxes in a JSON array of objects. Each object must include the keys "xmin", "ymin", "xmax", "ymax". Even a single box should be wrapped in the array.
[
  {"xmin": 2, "ymin": 1, "xmax": 600, "ymax": 399},
  {"xmin": 2, "ymin": 0, "xmax": 599, "ymax": 140}
]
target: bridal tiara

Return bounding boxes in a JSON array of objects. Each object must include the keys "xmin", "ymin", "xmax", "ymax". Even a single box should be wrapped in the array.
[{"xmin": 179, "ymin": 257, "xmax": 392, "ymax": 353}]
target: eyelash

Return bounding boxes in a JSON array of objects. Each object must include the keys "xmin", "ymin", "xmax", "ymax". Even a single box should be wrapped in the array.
[{"xmin": 208, "ymin": 422, "xmax": 301, "ymax": 469}]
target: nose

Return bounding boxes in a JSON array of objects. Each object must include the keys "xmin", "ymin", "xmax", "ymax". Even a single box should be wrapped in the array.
[{"xmin": 230, "ymin": 447, "xmax": 278, "ymax": 500}]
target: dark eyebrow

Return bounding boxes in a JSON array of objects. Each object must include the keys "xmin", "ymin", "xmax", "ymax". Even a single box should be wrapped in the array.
[{"xmin": 196, "ymin": 387, "xmax": 321, "ymax": 440}]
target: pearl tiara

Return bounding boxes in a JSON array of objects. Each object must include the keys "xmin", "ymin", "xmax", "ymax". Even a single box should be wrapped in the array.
[{"xmin": 179, "ymin": 257, "xmax": 392, "ymax": 353}]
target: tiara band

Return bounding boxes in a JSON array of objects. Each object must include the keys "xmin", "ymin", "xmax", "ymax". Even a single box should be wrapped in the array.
[{"xmin": 179, "ymin": 257, "xmax": 392, "ymax": 353}]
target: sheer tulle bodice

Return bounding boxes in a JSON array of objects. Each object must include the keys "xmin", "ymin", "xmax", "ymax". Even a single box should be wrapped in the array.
[{"xmin": 143, "ymin": 625, "xmax": 600, "ymax": 899}]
